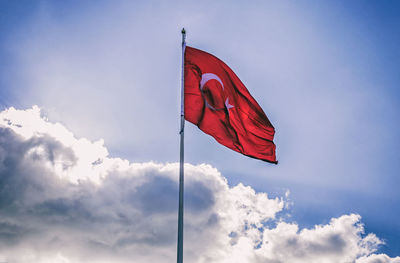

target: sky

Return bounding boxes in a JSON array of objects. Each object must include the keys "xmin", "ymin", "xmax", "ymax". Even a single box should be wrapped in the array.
[{"xmin": 0, "ymin": 0, "xmax": 400, "ymax": 262}]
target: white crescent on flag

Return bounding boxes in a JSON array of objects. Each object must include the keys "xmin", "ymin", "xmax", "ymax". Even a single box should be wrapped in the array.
[
  {"xmin": 200, "ymin": 73, "xmax": 224, "ymax": 91},
  {"xmin": 200, "ymin": 73, "xmax": 233, "ymax": 111}
]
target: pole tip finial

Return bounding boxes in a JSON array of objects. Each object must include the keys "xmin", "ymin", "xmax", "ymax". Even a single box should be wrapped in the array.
[{"xmin": 181, "ymin": 28, "xmax": 186, "ymax": 35}]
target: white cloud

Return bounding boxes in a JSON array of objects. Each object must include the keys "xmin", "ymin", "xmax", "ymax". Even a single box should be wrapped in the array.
[
  {"xmin": 356, "ymin": 254, "xmax": 400, "ymax": 263},
  {"xmin": 0, "ymin": 106, "xmax": 398, "ymax": 263}
]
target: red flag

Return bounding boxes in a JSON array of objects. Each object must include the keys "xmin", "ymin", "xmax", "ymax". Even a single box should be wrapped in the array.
[{"xmin": 184, "ymin": 46, "xmax": 277, "ymax": 163}]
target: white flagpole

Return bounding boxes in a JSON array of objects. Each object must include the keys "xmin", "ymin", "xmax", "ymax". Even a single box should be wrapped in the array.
[{"xmin": 177, "ymin": 27, "xmax": 186, "ymax": 263}]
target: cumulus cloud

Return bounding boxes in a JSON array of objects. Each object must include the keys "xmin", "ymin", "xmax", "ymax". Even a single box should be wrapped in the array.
[
  {"xmin": 356, "ymin": 254, "xmax": 400, "ymax": 263},
  {"xmin": 0, "ymin": 106, "xmax": 398, "ymax": 263}
]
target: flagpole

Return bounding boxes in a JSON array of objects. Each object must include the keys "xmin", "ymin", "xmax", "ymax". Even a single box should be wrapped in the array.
[{"xmin": 177, "ymin": 27, "xmax": 186, "ymax": 263}]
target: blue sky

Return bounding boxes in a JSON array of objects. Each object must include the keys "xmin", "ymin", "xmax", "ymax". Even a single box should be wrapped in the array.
[{"xmin": 0, "ymin": 0, "xmax": 400, "ymax": 261}]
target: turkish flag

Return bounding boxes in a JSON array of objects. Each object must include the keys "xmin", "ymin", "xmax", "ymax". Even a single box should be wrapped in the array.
[{"xmin": 184, "ymin": 46, "xmax": 277, "ymax": 163}]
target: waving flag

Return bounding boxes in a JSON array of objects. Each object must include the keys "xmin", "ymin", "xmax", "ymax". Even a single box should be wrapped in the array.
[{"xmin": 184, "ymin": 46, "xmax": 277, "ymax": 163}]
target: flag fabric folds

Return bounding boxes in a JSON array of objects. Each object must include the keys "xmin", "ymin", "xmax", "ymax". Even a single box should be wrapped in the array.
[{"xmin": 184, "ymin": 46, "xmax": 277, "ymax": 163}]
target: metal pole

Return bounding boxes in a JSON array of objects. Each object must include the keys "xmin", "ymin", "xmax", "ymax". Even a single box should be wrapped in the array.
[{"xmin": 177, "ymin": 27, "xmax": 186, "ymax": 263}]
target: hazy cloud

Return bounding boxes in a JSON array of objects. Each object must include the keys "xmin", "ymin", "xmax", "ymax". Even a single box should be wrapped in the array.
[{"xmin": 0, "ymin": 106, "xmax": 398, "ymax": 263}]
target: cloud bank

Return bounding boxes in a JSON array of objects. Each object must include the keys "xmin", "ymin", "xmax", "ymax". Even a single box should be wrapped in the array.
[{"xmin": 0, "ymin": 107, "xmax": 398, "ymax": 263}]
